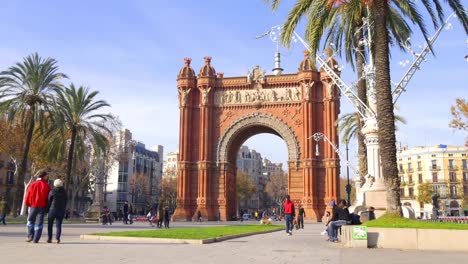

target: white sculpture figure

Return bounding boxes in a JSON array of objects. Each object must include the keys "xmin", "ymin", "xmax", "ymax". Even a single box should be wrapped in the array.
[
  {"xmin": 294, "ymin": 87, "xmax": 301, "ymax": 101},
  {"xmin": 235, "ymin": 91, "xmax": 242, "ymax": 103},
  {"xmin": 201, "ymin": 87, "xmax": 211, "ymax": 105},
  {"xmin": 179, "ymin": 88, "xmax": 191, "ymax": 107}
]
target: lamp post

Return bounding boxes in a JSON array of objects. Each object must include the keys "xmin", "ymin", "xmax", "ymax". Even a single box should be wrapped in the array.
[{"xmin": 345, "ymin": 140, "xmax": 351, "ymax": 206}]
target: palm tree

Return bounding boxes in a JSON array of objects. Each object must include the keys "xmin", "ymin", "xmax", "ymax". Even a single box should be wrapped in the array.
[
  {"xmin": 43, "ymin": 84, "xmax": 111, "ymax": 192},
  {"xmin": 0, "ymin": 53, "xmax": 67, "ymax": 214},
  {"xmin": 267, "ymin": 0, "xmax": 468, "ymax": 215},
  {"xmin": 338, "ymin": 109, "xmax": 407, "ymax": 182}
]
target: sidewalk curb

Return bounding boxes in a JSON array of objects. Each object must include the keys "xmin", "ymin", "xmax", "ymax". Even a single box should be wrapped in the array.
[{"xmin": 80, "ymin": 227, "xmax": 284, "ymax": 244}]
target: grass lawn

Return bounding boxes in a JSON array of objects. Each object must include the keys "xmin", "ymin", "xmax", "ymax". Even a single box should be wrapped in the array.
[
  {"xmin": 93, "ymin": 224, "xmax": 284, "ymax": 240},
  {"xmin": 363, "ymin": 214, "xmax": 468, "ymax": 230}
]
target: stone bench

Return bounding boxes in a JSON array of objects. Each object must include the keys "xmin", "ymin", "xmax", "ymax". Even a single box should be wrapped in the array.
[{"xmin": 341, "ymin": 225, "xmax": 468, "ymax": 252}]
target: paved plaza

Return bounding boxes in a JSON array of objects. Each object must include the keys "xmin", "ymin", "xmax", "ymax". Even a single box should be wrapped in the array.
[{"xmin": 0, "ymin": 221, "xmax": 467, "ymax": 264}]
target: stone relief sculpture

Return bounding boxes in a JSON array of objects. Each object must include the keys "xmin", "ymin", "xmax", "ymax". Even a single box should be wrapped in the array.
[
  {"xmin": 201, "ymin": 87, "xmax": 211, "ymax": 105},
  {"xmin": 304, "ymin": 81, "xmax": 314, "ymax": 100},
  {"xmin": 178, "ymin": 88, "xmax": 191, "ymax": 107},
  {"xmin": 214, "ymin": 87, "xmax": 304, "ymax": 106}
]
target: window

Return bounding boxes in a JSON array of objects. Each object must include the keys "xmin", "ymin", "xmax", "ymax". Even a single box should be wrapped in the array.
[
  {"xmin": 450, "ymin": 186, "xmax": 457, "ymax": 197},
  {"xmin": 417, "ymin": 155, "xmax": 421, "ymax": 159},
  {"xmin": 417, "ymin": 161, "xmax": 422, "ymax": 171},
  {"xmin": 431, "ymin": 154, "xmax": 436, "ymax": 158},
  {"xmin": 463, "ymin": 172, "xmax": 468, "ymax": 182},
  {"xmin": 420, "ymin": 202, "xmax": 424, "ymax": 208},
  {"xmin": 408, "ymin": 163, "xmax": 413, "ymax": 171},
  {"xmin": 418, "ymin": 174, "xmax": 423, "ymax": 184},
  {"xmin": 462, "ymin": 159, "xmax": 467, "ymax": 170},
  {"xmin": 450, "ymin": 172, "xmax": 456, "ymax": 182},
  {"xmin": 431, "ymin": 160, "xmax": 437, "ymax": 169},
  {"xmin": 409, "ymin": 188, "xmax": 414, "ymax": 197},
  {"xmin": 6, "ymin": 171, "xmax": 14, "ymax": 185},
  {"xmin": 400, "ymin": 176, "xmax": 404, "ymax": 183},
  {"xmin": 400, "ymin": 188, "xmax": 405, "ymax": 197},
  {"xmin": 449, "ymin": 159, "xmax": 454, "ymax": 169},
  {"xmin": 448, "ymin": 154, "xmax": 453, "ymax": 157},
  {"xmin": 408, "ymin": 157, "xmax": 411, "ymax": 161},
  {"xmin": 432, "ymin": 173, "xmax": 438, "ymax": 182},
  {"xmin": 399, "ymin": 164, "xmax": 403, "ymax": 172},
  {"xmin": 409, "ymin": 175, "xmax": 413, "ymax": 184}
]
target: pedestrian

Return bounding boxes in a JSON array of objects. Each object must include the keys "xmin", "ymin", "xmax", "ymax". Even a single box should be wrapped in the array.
[
  {"xmin": 128, "ymin": 204, "xmax": 134, "ymax": 224},
  {"xmin": 297, "ymin": 204, "xmax": 306, "ymax": 229},
  {"xmin": 283, "ymin": 195, "xmax": 295, "ymax": 236},
  {"xmin": 25, "ymin": 169, "xmax": 51, "ymax": 243},
  {"xmin": 197, "ymin": 210, "xmax": 202, "ymax": 222},
  {"xmin": 0, "ymin": 196, "xmax": 8, "ymax": 225},
  {"xmin": 123, "ymin": 201, "xmax": 129, "ymax": 224},
  {"xmin": 255, "ymin": 211, "xmax": 259, "ymax": 220},
  {"xmin": 46, "ymin": 179, "xmax": 67, "ymax": 244},
  {"xmin": 157, "ymin": 205, "xmax": 164, "ymax": 228},
  {"xmin": 164, "ymin": 207, "xmax": 170, "ymax": 228}
]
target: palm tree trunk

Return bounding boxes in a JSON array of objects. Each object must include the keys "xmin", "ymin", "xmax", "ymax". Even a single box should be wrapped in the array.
[
  {"xmin": 65, "ymin": 127, "xmax": 77, "ymax": 192},
  {"xmin": 354, "ymin": 27, "xmax": 368, "ymax": 185},
  {"xmin": 373, "ymin": 0, "xmax": 402, "ymax": 215},
  {"xmin": 12, "ymin": 106, "xmax": 36, "ymax": 216}
]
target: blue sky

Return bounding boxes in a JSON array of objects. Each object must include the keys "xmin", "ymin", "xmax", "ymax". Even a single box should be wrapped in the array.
[{"xmin": 1, "ymin": 0, "xmax": 467, "ymax": 174}]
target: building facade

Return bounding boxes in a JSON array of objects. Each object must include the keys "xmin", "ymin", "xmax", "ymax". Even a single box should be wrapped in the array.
[
  {"xmin": 106, "ymin": 129, "xmax": 163, "ymax": 214},
  {"xmin": 398, "ymin": 144, "xmax": 468, "ymax": 217},
  {"xmin": 163, "ymin": 151, "xmax": 179, "ymax": 178},
  {"xmin": 0, "ymin": 155, "xmax": 17, "ymax": 210}
]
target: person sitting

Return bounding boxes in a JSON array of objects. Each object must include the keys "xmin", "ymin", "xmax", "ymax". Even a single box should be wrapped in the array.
[
  {"xmin": 101, "ymin": 206, "xmax": 112, "ymax": 225},
  {"xmin": 326, "ymin": 199, "xmax": 351, "ymax": 242}
]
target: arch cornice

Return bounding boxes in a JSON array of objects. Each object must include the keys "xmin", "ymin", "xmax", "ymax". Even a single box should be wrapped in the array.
[{"xmin": 216, "ymin": 112, "xmax": 300, "ymax": 163}]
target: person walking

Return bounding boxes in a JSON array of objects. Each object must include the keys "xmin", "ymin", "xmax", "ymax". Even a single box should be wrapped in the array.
[
  {"xmin": 0, "ymin": 196, "xmax": 8, "ymax": 225},
  {"xmin": 283, "ymin": 195, "xmax": 295, "ymax": 236},
  {"xmin": 164, "ymin": 207, "xmax": 170, "ymax": 228},
  {"xmin": 157, "ymin": 205, "xmax": 164, "ymax": 228},
  {"xmin": 197, "ymin": 210, "xmax": 202, "ymax": 222},
  {"xmin": 25, "ymin": 169, "xmax": 51, "ymax": 243},
  {"xmin": 46, "ymin": 179, "xmax": 67, "ymax": 244},
  {"xmin": 297, "ymin": 204, "xmax": 306, "ymax": 229},
  {"xmin": 123, "ymin": 201, "xmax": 129, "ymax": 224}
]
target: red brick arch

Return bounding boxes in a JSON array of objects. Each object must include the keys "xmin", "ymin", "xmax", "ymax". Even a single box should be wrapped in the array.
[{"xmin": 173, "ymin": 55, "xmax": 340, "ymax": 221}]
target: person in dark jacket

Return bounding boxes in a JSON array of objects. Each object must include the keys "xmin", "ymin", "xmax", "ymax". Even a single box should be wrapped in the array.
[
  {"xmin": 123, "ymin": 201, "xmax": 129, "ymax": 224},
  {"xmin": 297, "ymin": 204, "xmax": 306, "ymax": 229},
  {"xmin": 164, "ymin": 207, "xmax": 170, "ymax": 228},
  {"xmin": 25, "ymin": 169, "xmax": 51, "ymax": 243},
  {"xmin": 327, "ymin": 199, "xmax": 351, "ymax": 242},
  {"xmin": 46, "ymin": 179, "xmax": 67, "ymax": 244}
]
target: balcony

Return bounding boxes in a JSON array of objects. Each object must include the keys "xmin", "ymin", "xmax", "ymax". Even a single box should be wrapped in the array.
[
  {"xmin": 448, "ymin": 165, "xmax": 459, "ymax": 171},
  {"xmin": 417, "ymin": 167, "xmax": 422, "ymax": 171},
  {"xmin": 398, "ymin": 169, "xmax": 405, "ymax": 175},
  {"xmin": 407, "ymin": 168, "xmax": 414, "ymax": 173},
  {"xmin": 429, "ymin": 165, "xmax": 441, "ymax": 171},
  {"xmin": 462, "ymin": 166, "xmax": 468, "ymax": 172}
]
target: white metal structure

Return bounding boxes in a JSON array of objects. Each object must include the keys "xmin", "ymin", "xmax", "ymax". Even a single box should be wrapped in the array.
[{"xmin": 261, "ymin": 11, "xmax": 460, "ymax": 207}]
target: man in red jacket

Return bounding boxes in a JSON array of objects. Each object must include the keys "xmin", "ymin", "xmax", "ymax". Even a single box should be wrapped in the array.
[
  {"xmin": 283, "ymin": 195, "xmax": 295, "ymax": 236},
  {"xmin": 25, "ymin": 169, "xmax": 51, "ymax": 243}
]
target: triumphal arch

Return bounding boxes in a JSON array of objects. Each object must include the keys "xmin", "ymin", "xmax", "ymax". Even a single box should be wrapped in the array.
[{"xmin": 172, "ymin": 51, "xmax": 340, "ymax": 221}]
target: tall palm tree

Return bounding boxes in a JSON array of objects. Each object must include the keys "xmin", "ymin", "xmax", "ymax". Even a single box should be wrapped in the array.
[
  {"xmin": 43, "ymin": 84, "xmax": 111, "ymax": 192},
  {"xmin": 267, "ymin": 0, "xmax": 468, "ymax": 215},
  {"xmin": 0, "ymin": 53, "xmax": 67, "ymax": 214}
]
